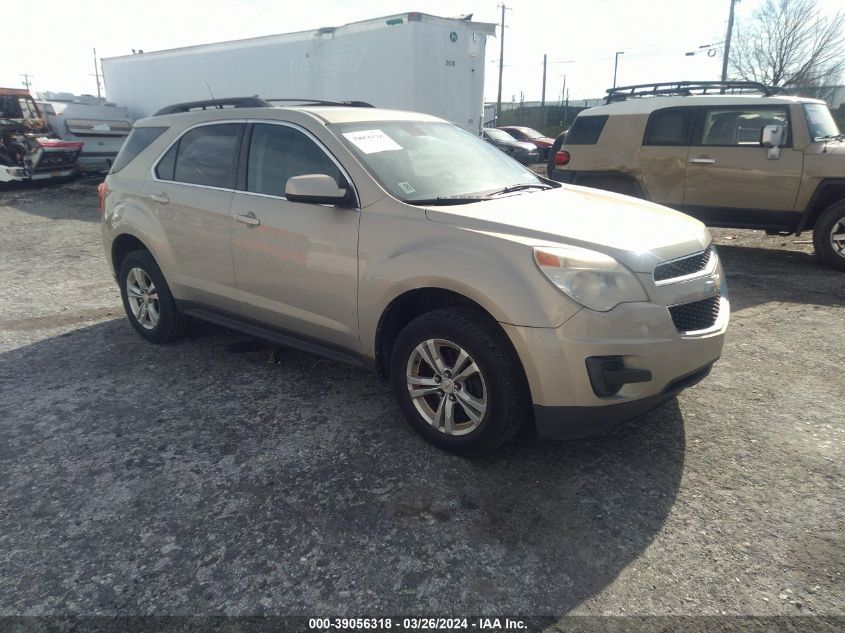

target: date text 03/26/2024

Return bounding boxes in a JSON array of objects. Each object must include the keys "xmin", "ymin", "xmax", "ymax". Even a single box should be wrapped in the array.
[{"xmin": 308, "ymin": 618, "xmax": 527, "ymax": 630}]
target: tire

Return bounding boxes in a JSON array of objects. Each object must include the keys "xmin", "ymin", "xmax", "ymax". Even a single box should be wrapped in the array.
[
  {"xmin": 390, "ymin": 306, "xmax": 531, "ymax": 456},
  {"xmin": 118, "ymin": 249, "xmax": 189, "ymax": 343},
  {"xmin": 812, "ymin": 200, "xmax": 845, "ymax": 271}
]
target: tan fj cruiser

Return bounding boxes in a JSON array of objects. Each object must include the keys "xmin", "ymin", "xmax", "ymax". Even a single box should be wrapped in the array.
[{"xmin": 547, "ymin": 81, "xmax": 845, "ymax": 270}]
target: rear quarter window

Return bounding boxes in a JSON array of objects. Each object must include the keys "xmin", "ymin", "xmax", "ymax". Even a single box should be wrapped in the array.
[
  {"xmin": 110, "ymin": 126, "xmax": 166, "ymax": 174},
  {"xmin": 563, "ymin": 115, "xmax": 609, "ymax": 145}
]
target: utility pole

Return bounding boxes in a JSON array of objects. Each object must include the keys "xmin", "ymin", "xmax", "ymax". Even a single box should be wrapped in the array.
[
  {"xmin": 20, "ymin": 74, "xmax": 33, "ymax": 91},
  {"xmin": 496, "ymin": 4, "xmax": 510, "ymax": 123},
  {"xmin": 613, "ymin": 51, "xmax": 625, "ymax": 89},
  {"xmin": 92, "ymin": 48, "xmax": 103, "ymax": 102},
  {"xmin": 541, "ymin": 53, "xmax": 547, "ymax": 107},
  {"xmin": 721, "ymin": 0, "xmax": 738, "ymax": 82},
  {"xmin": 564, "ymin": 88, "xmax": 570, "ymax": 128},
  {"xmin": 561, "ymin": 75, "xmax": 567, "ymax": 123}
]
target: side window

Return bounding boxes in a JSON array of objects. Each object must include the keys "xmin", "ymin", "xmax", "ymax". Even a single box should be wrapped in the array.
[
  {"xmin": 171, "ymin": 123, "xmax": 241, "ymax": 188},
  {"xmin": 246, "ymin": 123, "xmax": 341, "ymax": 197},
  {"xmin": 699, "ymin": 106, "xmax": 790, "ymax": 147},
  {"xmin": 110, "ymin": 126, "xmax": 166, "ymax": 174},
  {"xmin": 155, "ymin": 142, "xmax": 178, "ymax": 181},
  {"xmin": 564, "ymin": 115, "xmax": 609, "ymax": 145},
  {"xmin": 644, "ymin": 108, "xmax": 694, "ymax": 146}
]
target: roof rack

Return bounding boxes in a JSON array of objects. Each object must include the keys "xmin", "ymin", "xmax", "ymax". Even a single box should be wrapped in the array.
[
  {"xmin": 154, "ymin": 97, "xmax": 271, "ymax": 115},
  {"xmin": 153, "ymin": 96, "xmax": 375, "ymax": 116},
  {"xmin": 604, "ymin": 81, "xmax": 781, "ymax": 104},
  {"xmin": 265, "ymin": 98, "xmax": 375, "ymax": 108}
]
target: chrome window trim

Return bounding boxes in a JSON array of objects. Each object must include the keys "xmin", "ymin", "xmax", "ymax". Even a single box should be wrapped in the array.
[
  {"xmin": 237, "ymin": 118, "xmax": 361, "ymax": 209},
  {"xmin": 149, "ymin": 119, "xmax": 247, "ymax": 192}
]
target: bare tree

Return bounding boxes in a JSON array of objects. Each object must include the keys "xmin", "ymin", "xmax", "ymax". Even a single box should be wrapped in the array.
[{"xmin": 730, "ymin": 0, "xmax": 845, "ymax": 95}]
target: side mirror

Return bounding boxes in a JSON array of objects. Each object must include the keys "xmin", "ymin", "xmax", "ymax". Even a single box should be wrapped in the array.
[
  {"xmin": 285, "ymin": 174, "xmax": 353, "ymax": 206},
  {"xmin": 761, "ymin": 124, "xmax": 783, "ymax": 148}
]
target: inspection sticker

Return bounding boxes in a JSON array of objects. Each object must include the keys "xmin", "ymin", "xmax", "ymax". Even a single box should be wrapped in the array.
[{"xmin": 342, "ymin": 129, "xmax": 403, "ymax": 154}]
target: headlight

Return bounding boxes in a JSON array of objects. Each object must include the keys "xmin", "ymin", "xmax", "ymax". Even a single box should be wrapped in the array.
[{"xmin": 533, "ymin": 245, "xmax": 648, "ymax": 312}]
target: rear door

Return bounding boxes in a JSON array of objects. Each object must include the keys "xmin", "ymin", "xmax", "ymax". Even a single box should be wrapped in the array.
[
  {"xmin": 229, "ymin": 121, "xmax": 360, "ymax": 353},
  {"xmin": 683, "ymin": 104, "xmax": 803, "ymax": 227},
  {"xmin": 637, "ymin": 107, "xmax": 694, "ymax": 207},
  {"xmin": 149, "ymin": 121, "xmax": 244, "ymax": 312}
]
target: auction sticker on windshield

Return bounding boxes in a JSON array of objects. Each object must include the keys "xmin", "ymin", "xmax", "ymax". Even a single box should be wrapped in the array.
[{"xmin": 342, "ymin": 129, "xmax": 403, "ymax": 154}]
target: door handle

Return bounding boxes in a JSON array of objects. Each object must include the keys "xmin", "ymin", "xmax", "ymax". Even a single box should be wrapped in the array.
[
  {"xmin": 234, "ymin": 212, "xmax": 260, "ymax": 227},
  {"xmin": 149, "ymin": 192, "xmax": 169, "ymax": 204},
  {"xmin": 689, "ymin": 157, "xmax": 717, "ymax": 165}
]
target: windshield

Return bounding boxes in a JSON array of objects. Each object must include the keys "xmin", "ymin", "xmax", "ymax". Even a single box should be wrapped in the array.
[
  {"xmin": 804, "ymin": 103, "xmax": 841, "ymax": 140},
  {"xmin": 483, "ymin": 128, "xmax": 516, "ymax": 142},
  {"xmin": 517, "ymin": 127, "xmax": 544, "ymax": 139},
  {"xmin": 334, "ymin": 121, "xmax": 542, "ymax": 203}
]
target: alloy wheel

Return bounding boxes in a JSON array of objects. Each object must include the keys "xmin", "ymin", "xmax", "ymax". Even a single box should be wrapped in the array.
[
  {"xmin": 829, "ymin": 215, "xmax": 845, "ymax": 259},
  {"xmin": 405, "ymin": 338, "xmax": 487, "ymax": 435},
  {"xmin": 125, "ymin": 267, "xmax": 160, "ymax": 330}
]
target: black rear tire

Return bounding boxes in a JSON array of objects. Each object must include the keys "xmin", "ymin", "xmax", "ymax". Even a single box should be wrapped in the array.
[
  {"xmin": 390, "ymin": 306, "xmax": 531, "ymax": 456},
  {"xmin": 118, "ymin": 249, "xmax": 189, "ymax": 343},
  {"xmin": 813, "ymin": 201, "xmax": 845, "ymax": 271}
]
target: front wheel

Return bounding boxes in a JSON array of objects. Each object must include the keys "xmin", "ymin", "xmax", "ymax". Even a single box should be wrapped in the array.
[
  {"xmin": 390, "ymin": 307, "xmax": 530, "ymax": 456},
  {"xmin": 813, "ymin": 200, "xmax": 845, "ymax": 271}
]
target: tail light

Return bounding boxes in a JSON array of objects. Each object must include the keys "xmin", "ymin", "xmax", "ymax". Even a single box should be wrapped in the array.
[
  {"xmin": 97, "ymin": 181, "xmax": 108, "ymax": 216},
  {"xmin": 555, "ymin": 150, "xmax": 571, "ymax": 166}
]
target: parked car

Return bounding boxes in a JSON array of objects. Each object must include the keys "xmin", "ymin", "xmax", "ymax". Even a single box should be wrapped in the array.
[
  {"xmin": 101, "ymin": 97, "xmax": 728, "ymax": 455},
  {"xmin": 38, "ymin": 99, "xmax": 132, "ymax": 173},
  {"xmin": 482, "ymin": 128, "xmax": 540, "ymax": 163},
  {"xmin": 0, "ymin": 88, "xmax": 82, "ymax": 183},
  {"xmin": 498, "ymin": 125, "xmax": 555, "ymax": 160},
  {"xmin": 547, "ymin": 81, "xmax": 845, "ymax": 270}
]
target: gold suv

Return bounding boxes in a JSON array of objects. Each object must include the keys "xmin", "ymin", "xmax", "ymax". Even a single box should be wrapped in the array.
[
  {"xmin": 101, "ymin": 97, "xmax": 728, "ymax": 455},
  {"xmin": 548, "ymin": 81, "xmax": 845, "ymax": 270}
]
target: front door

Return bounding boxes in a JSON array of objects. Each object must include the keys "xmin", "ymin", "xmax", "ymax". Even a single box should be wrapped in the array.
[
  {"xmin": 637, "ymin": 106, "xmax": 695, "ymax": 207},
  {"xmin": 683, "ymin": 104, "xmax": 803, "ymax": 227},
  {"xmin": 230, "ymin": 122, "xmax": 360, "ymax": 353}
]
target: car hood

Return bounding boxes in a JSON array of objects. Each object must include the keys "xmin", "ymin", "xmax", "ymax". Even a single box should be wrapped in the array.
[
  {"xmin": 423, "ymin": 184, "xmax": 709, "ymax": 273},
  {"xmin": 508, "ymin": 141, "xmax": 538, "ymax": 152}
]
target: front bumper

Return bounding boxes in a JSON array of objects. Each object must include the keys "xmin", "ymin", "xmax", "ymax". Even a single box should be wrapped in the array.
[
  {"xmin": 0, "ymin": 165, "xmax": 76, "ymax": 182},
  {"xmin": 533, "ymin": 362, "xmax": 713, "ymax": 439},
  {"xmin": 501, "ymin": 289, "xmax": 728, "ymax": 439}
]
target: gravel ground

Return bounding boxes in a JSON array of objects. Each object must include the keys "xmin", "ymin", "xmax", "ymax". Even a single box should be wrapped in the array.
[{"xmin": 0, "ymin": 180, "xmax": 843, "ymax": 624}]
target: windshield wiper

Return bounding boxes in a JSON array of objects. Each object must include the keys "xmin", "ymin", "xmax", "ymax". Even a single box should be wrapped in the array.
[
  {"xmin": 408, "ymin": 195, "xmax": 489, "ymax": 206},
  {"xmin": 814, "ymin": 134, "xmax": 844, "ymax": 142},
  {"xmin": 409, "ymin": 183, "xmax": 552, "ymax": 206},
  {"xmin": 485, "ymin": 183, "xmax": 553, "ymax": 196}
]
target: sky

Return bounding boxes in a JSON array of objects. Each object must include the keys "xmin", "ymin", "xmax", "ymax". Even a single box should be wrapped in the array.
[{"xmin": 2, "ymin": 0, "xmax": 843, "ymax": 105}]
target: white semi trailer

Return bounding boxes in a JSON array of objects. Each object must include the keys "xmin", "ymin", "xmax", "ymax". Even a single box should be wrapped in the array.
[{"xmin": 101, "ymin": 12, "xmax": 496, "ymax": 133}]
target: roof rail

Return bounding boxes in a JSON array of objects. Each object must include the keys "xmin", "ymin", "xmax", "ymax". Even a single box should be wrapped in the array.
[
  {"xmin": 264, "ymin": 98, "xmax": 375, "ymax": 108},
  {"xmin": 153, "ymin": 96, "xmax": 376, "ymax": 116},
  {"xmin": 604, "ymin": 81, "xmax": 781, "ymax": 104},
  {"xmin": 154, "ymin": 97, "xmax": 271, "ymax": 116}
]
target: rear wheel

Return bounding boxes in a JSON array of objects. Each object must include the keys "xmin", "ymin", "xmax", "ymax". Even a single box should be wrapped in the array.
[
  {"xmin": 390, "ymin": 307, "xmax": 530, "ymax": 456},
  {"xmin": 813, "ymin": 200, "xmax": 845, "ymax": 271},
  {"xmin": 118, "ymin": 249, "xmax": 189, "ymax": 343}
]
